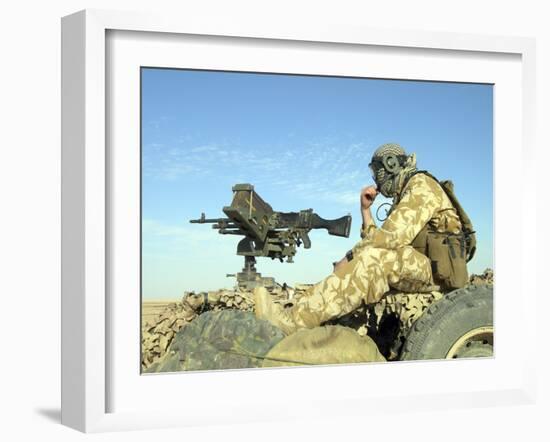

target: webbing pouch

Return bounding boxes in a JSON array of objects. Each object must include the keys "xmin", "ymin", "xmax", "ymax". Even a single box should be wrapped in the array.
[{"xmin": 427, "ymin": 233, "xmax": 469, "ymax": 290}]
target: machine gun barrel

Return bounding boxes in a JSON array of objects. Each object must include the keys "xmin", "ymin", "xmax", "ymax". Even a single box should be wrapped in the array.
[{"xmin": 189, "ymin": 212, "xmax": 230, "ymax": 224}]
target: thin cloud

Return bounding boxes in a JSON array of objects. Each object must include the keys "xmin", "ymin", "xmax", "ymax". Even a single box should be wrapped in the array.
[
  {"xmin": 190, "ymin": 145, "xmax": 220, "ymax": 153},
  {"xmin": 143, "ymin": 138, "xmax": 374, "ymax": 206}
]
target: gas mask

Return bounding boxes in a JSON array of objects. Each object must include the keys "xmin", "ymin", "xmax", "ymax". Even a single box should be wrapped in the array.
[{"xmin": 369, "ymin": 143, "xmax": 415, "ymax": 198}]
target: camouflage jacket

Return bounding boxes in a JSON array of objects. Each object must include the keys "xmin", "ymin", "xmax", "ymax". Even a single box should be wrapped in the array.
[{"xmin": 352, "ymin": 173, "xmax": 462, "ymax": 254}]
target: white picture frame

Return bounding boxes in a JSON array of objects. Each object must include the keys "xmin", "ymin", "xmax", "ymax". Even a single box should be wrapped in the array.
[{"xmin": 61, "ymin": 9, "xmax": 537, "ymax": 433}]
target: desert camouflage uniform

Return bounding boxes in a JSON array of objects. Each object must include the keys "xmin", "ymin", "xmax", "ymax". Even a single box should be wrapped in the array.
[{"xmin": 283, "ymin": 173, "xmax": 463, "ymax": 331}]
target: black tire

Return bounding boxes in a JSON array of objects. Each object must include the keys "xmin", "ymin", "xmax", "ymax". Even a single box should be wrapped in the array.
[{"xmin": 399, "ymin": 285, "xmax": 493, "ymax": 361}]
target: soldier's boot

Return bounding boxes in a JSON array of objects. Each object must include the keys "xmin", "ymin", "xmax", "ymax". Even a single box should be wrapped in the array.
[{"xmin": 254, "ymin": 287, "xmax": 299, "ymax": 335}]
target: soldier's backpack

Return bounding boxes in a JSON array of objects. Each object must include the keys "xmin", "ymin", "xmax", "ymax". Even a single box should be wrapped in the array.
[{"xmin": 408, "ymin": 171, "xmax": 476, "ymax": 290}]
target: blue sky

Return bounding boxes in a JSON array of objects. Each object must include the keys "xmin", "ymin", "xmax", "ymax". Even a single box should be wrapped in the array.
[{"xmin": 142, "ymin": 68, "xmax": 493, "ymax": 299}]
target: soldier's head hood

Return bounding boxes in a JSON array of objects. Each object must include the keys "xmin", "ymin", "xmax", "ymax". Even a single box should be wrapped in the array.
[{"xmin": 369, "ymin": 143, "xmax": 417, "ymax": 198}]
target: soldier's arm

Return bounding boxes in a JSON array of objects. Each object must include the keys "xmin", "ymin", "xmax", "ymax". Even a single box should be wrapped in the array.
[
  {"xmin": 358, "ymin": 186, "xmax": 378, "ymax": 239},
  {"xmin": 333, "ymin": 187, "xmax": 376, "ymax": 272},
  {"xmin": 352, "ymin": 174, "xmax": 443, "ymax": 253},
  {"xmin": 360, "ymin": 207, "xmax": 376, "ymax": 239}
]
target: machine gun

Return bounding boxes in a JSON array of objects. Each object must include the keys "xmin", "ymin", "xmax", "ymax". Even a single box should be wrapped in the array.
[{"xmin": 190, "ymin": 183, "xmax": 352, "ymax": 290}]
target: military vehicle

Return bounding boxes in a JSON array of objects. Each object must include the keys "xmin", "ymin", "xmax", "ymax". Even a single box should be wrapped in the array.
[{"xmin": 142, "ymin": 184, "xmax": 493, "ymax": 372}]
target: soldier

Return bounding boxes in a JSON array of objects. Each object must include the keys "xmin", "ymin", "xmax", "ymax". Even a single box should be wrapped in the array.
[{"xmin": 254, "ymin": 143, "xmax": 472, "ymax": 335}]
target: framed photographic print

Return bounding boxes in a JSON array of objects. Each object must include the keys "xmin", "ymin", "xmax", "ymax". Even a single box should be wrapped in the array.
[
  {"xmin": 139, "ymin": 67, "xmax": 493, "ymax": 372},
  {"xmin": 61, "ymin": 9, "xmax": 537, "ymax": 432}
]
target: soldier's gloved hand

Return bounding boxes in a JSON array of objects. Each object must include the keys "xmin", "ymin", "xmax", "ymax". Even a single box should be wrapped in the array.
[{"xmin": 360, "ymin": 185, "xmax": 378, "ymax": 210}]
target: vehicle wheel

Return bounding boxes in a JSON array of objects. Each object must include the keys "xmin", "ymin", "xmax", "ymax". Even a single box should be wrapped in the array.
[{"xmin": 399, "ymin": 285, "xmax": 493, "ymax": 361}]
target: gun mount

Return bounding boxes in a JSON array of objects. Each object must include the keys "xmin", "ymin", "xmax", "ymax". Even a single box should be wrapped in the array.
[{"xmin": 190, "ymin": 183, "xmax": 352, "ymax": 290}]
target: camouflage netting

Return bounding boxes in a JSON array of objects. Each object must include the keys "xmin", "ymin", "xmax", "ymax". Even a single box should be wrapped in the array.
[
  {"xmin": 469, "ymin": 268, "xmax": 494, "ymax": 286},
  {"xmin": 325, "ymin": 290, "xmax": 444, "ymax": 359},
  {"xmin": 141, "ymin": 285, "xmax": 442, "ymax": 367},
  {"xmin": 141, "ymin": 285, "xmax": 295, "ymax": 370},
  {"xmin": 142, "ymin": 270, "xmax": 494, "ymax": 369},
  {"xmin": 145, "ymin": 310, "xmax": 285, "ymax": 373}
]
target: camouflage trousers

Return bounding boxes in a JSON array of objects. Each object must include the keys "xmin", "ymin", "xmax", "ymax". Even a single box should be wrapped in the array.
[{"xmin": 288, "ymin": 246, "xmax": 434, "ymax": 330}]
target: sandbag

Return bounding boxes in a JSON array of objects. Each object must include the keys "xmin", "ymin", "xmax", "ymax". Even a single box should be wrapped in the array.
[{"xmin": 261, "ymin": 325, "xmax": 386, "ymax": 368}]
